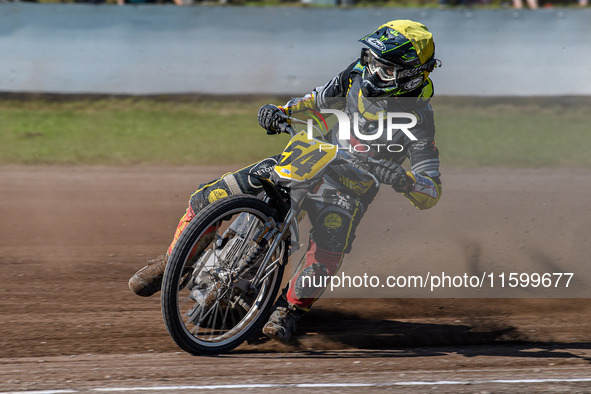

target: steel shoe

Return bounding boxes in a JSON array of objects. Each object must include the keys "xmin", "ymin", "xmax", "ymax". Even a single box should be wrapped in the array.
[
  {"xmin": 128, "ymin": 255, "xmax": 167, "ymax": 297},
  {"xmin": 129, "ymin": 229, "xmax": 217, "ymax": 297}
]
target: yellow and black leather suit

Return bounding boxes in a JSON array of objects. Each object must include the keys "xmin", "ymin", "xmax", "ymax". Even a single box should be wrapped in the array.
[{"xmin": 280, "ymin": 59, "xmax": 442, "ymax": 211}]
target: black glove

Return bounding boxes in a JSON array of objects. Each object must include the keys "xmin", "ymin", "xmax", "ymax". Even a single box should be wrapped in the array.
[
  {"xmin": 373, "ymin": 160, "xmax": 411, "ymax": 192},
  {"xmin": 257, "ymin": 104, "xmax": 288, "ymax": 134}
]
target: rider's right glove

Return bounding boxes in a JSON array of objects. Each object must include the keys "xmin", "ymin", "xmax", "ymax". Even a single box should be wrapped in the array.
[
  {"xmin": 257, "ymin": 104, "xmax": 288, "ymax": 134},
  {"xmin": 373, "ymin": 160, "xmax": 413, "ymax": 193}
]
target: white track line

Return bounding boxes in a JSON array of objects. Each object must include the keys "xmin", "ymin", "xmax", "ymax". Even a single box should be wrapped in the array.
[{"xmin": 4, "ymin": 378, "xmax": 591, "ymax": 393}]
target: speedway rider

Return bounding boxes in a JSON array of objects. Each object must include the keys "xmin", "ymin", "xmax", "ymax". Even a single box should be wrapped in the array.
[{"xmin": 129, "ymin": 20, "xmax": 442, "ymax": 343}]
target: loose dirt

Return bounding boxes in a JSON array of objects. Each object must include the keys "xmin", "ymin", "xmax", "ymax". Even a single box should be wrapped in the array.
[{"xmin": 1, "ymin": 166, "xmax": 590, "ymax": 392}]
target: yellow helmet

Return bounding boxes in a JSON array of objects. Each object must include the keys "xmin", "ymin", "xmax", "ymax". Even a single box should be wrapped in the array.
[{"xmin": 359, "ymin": 20, "xmax": 439, "ymax": 96}]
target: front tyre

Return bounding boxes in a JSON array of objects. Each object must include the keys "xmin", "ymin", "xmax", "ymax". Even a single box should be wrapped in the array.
[{"xmin": 161, "ymin": 195, "xmax": 286, "ymax": 355}]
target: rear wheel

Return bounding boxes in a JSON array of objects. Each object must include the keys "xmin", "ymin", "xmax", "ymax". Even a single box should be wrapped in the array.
[{"xmin": 161, "ymin": 195, "xmax": 287, "ymax": 355}]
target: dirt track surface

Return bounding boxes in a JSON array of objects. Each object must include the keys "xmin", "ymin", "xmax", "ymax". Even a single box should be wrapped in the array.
[{"xmin": 1, "ymin": 165, "xmax": 591, "ymax": 393}]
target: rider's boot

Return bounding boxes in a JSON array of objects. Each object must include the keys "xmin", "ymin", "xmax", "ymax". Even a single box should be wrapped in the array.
[
  {"xmin": 128, "ymin": 254, "xmax": 168, "ymax": 297},
  {"xmin": 129, "ymin": 222, "xmax": 219, "ymax": 297},
  {"xmin": 262, "ymin": 297, "xmax": 305, "ymax": 343}
]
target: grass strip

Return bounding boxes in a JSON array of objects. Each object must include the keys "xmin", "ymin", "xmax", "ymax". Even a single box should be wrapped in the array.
[{"xmin": 0, "ymin": 94, "xmax": 589, "ymax": 168}]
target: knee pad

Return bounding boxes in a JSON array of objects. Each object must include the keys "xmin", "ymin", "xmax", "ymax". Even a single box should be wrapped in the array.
[
  {"xmin": 311, "ymin": 209, "xmax": 354, "ymax": 254},
  {"xmin": 189, "ymin": 174, "xmax": 236, "ymax": 212},
  {"xmin": 189, "ymin": 157, "xmax": 280, "ymax": 213}
]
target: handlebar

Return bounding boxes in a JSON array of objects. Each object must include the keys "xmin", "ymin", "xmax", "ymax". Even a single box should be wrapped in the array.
[{"xmin": 275, "ymin": 115, "xmax": 383, "ymax": 184}]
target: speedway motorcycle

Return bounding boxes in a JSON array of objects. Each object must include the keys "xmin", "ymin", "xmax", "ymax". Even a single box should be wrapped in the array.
[{"xmin": 160, "ymin": 116, "xmax": 380, "ymax": 355}]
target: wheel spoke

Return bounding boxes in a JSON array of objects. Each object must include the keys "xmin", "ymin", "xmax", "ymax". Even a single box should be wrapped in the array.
[{"xmin": 207, "ymin": 301, "xmax": 221, "ymax": 340}]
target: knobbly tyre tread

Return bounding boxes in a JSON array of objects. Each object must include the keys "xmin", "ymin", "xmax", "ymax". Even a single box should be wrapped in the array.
[{"xmin": 161, "ymin": 194, "xmax": 286, "ymax": 355}]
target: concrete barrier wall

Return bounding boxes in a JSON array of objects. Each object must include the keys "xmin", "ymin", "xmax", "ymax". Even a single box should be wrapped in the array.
[{"xmin": 1, "ymin": 4, "xmax": 590, "ymax": 96}]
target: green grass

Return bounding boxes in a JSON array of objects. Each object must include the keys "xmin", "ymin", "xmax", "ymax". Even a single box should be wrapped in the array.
[
  {"xmin": 0, "ymin": 95, "xmax": 589, "ymax": 167},
  {"xmin": 433, "ymin": 97, "xmax": 591, "ymax": 168},
  {"xmin": 0, "ymin": 96, "xmax": 289, "ymax": 166}
]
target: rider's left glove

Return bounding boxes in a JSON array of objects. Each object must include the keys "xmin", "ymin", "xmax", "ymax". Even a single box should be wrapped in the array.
[
  {"xmin": 373, "ymin": 160, "xmax": 413, "ymax": 193},
  {"xmin": 258, "ymin": 104, "xmax": 288, "ymax": 134}
]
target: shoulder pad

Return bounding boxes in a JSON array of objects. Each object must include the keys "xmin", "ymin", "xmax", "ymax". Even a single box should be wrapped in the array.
[
  {"xmin": 418, "ymin": 78, "xmax": 434, "ymax": 102},
  {"xmin": 351, "ymin": 60, "xmax": 365, "ymax": 75}
]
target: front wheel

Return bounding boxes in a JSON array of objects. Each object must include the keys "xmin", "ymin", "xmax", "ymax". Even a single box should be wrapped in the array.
[{"xmin": 161, "ymin": 195, "xmax": 287, "ymax": 355}]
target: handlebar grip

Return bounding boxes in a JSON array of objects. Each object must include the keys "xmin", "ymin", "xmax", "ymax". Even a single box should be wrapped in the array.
[
  {"xmin": 277, "ymin": 122, "xmax": 294, "ymax": 136},
  {"xmin": 266, "ymin": 120, "xmax": 293, "ymax": 136}
]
